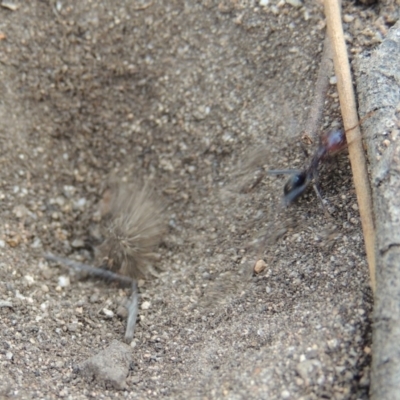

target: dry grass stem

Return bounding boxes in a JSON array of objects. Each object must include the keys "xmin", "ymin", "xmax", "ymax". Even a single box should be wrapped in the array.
[{"xmin": 323, "ymin": 0, "xmax": 376, "ymax": 292}]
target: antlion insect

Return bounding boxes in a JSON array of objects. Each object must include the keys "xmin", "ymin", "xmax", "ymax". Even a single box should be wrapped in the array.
[{"xmin": 268, "ymin": 110, "xmax": 376, "ymax": 207}]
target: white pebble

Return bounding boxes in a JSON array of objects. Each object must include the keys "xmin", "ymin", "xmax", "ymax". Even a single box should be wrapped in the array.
[
  {"xmin": 141, "ymin": 301, "xmax": 151, "ymax": 310},
  {"xmin": 286, "ymin": 0, "xmax": 302, "ymax": 7},
  {"xmin": 31, "ymin": 237, "xmax": 42, "ymax": 248},
  {"xmin": 73, "ymin": 198, "xmax": 87, "ymax": 210},
  {"xmin": 24, "ymin": 275, "xmax": 35, "ymax": 286},
  {"xmin": 330, "ymin": 76, "xmax": 337, "ymax": 85},
  {"xmin": 58, "ymin": 276, "xmax": 70, "ymax": 288},
  {"xmin": 102, "ymin": 308, "xmax": 114, "ymax": 318}
]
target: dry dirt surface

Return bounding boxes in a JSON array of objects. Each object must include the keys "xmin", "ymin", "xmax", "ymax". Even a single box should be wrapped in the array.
[{"xmin": 0, "ymin": 1, "xmax": 398, "ymax": 399}]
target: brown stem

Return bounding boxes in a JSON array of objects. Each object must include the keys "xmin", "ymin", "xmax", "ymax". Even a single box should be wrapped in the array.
[{"xmin": 323, "ymin": 0, "xmax": 376, "ymax": 292}]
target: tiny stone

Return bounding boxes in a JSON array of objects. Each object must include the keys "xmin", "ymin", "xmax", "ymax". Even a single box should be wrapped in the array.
[
  {"xmin": 285, "ymin": 0, "xmax": 302, "ymax": 7},
  {"xmin": 1, "ymin": 1, "xmax": 18, "ymax": 11},
  {"xmin": 24, "ymin": 275, "xmax": 35, "ymax": 286},
  {"xmin": 103, "ymin": 308, "xmax": 114, "ymax": 318},
  {"xmin": 254, "ymin": 259, "xmax": 267, "ymax": 274},
  {"xmin": 78, "ymin": 340, "xmax": 132, "ymax": 390},
  {"xmin": 141, "ymin": 301, "xmax": 151, "ymax": 310},
  {"xmin": 0, "ymin": 240, "xmax": 5, "ymax": 248},
  {"xmin": 6, "ymin": 235, "xmax": 21, "ymax": 248},
  {"xmin": 58, "ymin": 276, "xmax": 70, "ymax": 288},
  {"xmin": 364, "ymin": 346, "xmax": 371, "ymax": 354},
  {"xmin": 63, "ymin": 185, "xmax": 76, "ymax": 198},
  {"xmin": 6, "ymin": 352, "xmax": 13, "ymax": 360},
  {"xmin": 343, "ymin": 14, "xmax": 354, "ymax": 23},
  {"xmin": 73, "ymin": 198, "xmax": 87, "ymax": 211},
  {"xmin": 116, "ymin": 305, "xmax": 128, "ymax": 319},
  {"xmin": 71, "ymin": 239, "xmax": 85, "ymax": 248},
  {"xmin": 31, "ymin": 237, "xmax": 42, "ymax": 248},
  {"xmin": 41, "ymin": 284, "xmax": 49, "ymax": 292},
  {"xmin": 281, "ymin": 390, "xmax": 290, "ymax": 399}
]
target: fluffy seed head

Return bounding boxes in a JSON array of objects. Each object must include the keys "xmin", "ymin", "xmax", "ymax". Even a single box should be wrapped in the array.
[{"xmin": 96, "ymin": 182, "xmax": 165, "ymax": 279}]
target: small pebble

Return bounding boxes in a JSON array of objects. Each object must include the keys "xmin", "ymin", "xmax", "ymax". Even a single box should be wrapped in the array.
[
  {"xmin": 12, "ymin": 204, "xmax": 29, "ymax": 219},
  {"xmin": 286, "ymin": 0, "xmax": 302, "ymax": 7},
  {"xmin": 330, "ymin": 76, "xmax": 337, "ymax": 85},
  {"xmin": 58, "ymin": 276, "xmax": 70, "ymax": 288},
  {"xmin": 141, "ymin": 301, "xmax": 151, "ymax": 310},
  {"xmin": 24, "ymin": 275, "xmax": 35, "ymax": 286},
  {"xmin": 343, "ymin": 14, "xmax": 355, "ymax": 23},
  {"xmin": 102, "ymin": 308, "xmax": 114, "ymax": 318},
  {"xmin": 1, "ymin": 1, "xmax": 18, "ymax": 11},
  {"xmin": 254, "ymin": 259, "xmax": 267, "ymax": 274},
  {"xmin": 41, "ymin": 284, "xmax": 49, "ymax": 292},
  {"xmin": 71, "ymin": 239, "xmax": 85, "ymax": 248},
  {"xmin": 116, "ymin": 305, "xmax": 128, "ymax": 318}
]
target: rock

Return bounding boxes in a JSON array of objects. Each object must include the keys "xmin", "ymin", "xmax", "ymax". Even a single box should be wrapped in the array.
[
  {"xmin": 71, "ymin": 239, "xmax": 85, "ymax": 248},
  {"xmin": 141, "ymin": 301, "xmax": 151, "ymax": 310},
  {"xmin": 78, "ymin": 340, "xmax": 133, "ymax": 390},
  {"xmin": 254, "ymin": 259, "xmax": 267, "ymax": 274},
  {"xmin": 58, "ymin": 276, "xmax": 70, "ymax": 288},
  {"xmin": 117, "ymin": 305, "xmax": 128, "ymax": 319},
  {"xmin": 102, "ymin": 308, "xmax": 114, "ymax": 318}
]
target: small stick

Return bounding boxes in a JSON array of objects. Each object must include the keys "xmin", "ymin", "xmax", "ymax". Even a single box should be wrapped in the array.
[
  {"xmin": 324, "ymin": 0, "xmax": 376, "ymax": 292},
  {"xmin": 45, "ymin": 253, "xmax": 139, "ymax": 340},
  {"xmin": 45, "ymin": 253, "xmax": 133, "ymax": 286},
  {"xmin": 267, "ymin": 169, "xmax": 303, "ymax": 175},
  {"xmin": 124, "ymin": 281, "xmax": 139, "ymax": 343}
]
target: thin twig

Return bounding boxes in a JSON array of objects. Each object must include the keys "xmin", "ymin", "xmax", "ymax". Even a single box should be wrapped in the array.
[
  {"xmin": 45, "ymin": 253, "xmax": 133, "ymax": 286},
  {"xmin": 324, "ymin": 0, "xmax": 376, "ymax": 292},
  {"xmin": 124, "ymin": 281, "xmax": 139, "ymax": 343}
]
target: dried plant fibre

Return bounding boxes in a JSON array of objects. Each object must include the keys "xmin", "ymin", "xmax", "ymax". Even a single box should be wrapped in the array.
[{"xmin": 96, "ymin": 181, "xmax": 166, "ymax": 279}]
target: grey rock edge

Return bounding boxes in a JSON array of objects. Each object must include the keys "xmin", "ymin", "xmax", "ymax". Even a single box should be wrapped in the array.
[
  {"xmin": 77, "ymin": 340, "xmax": 133, "ymax": 390},
  {"xmin": 356, "ymin": 20, "xmax": 400, "ymax": 400}
]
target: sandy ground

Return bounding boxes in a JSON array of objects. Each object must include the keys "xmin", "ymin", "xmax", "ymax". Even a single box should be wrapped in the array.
[{"xmin": 0, "ymin": 0, "xmax": 398, "ymax": 399}]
